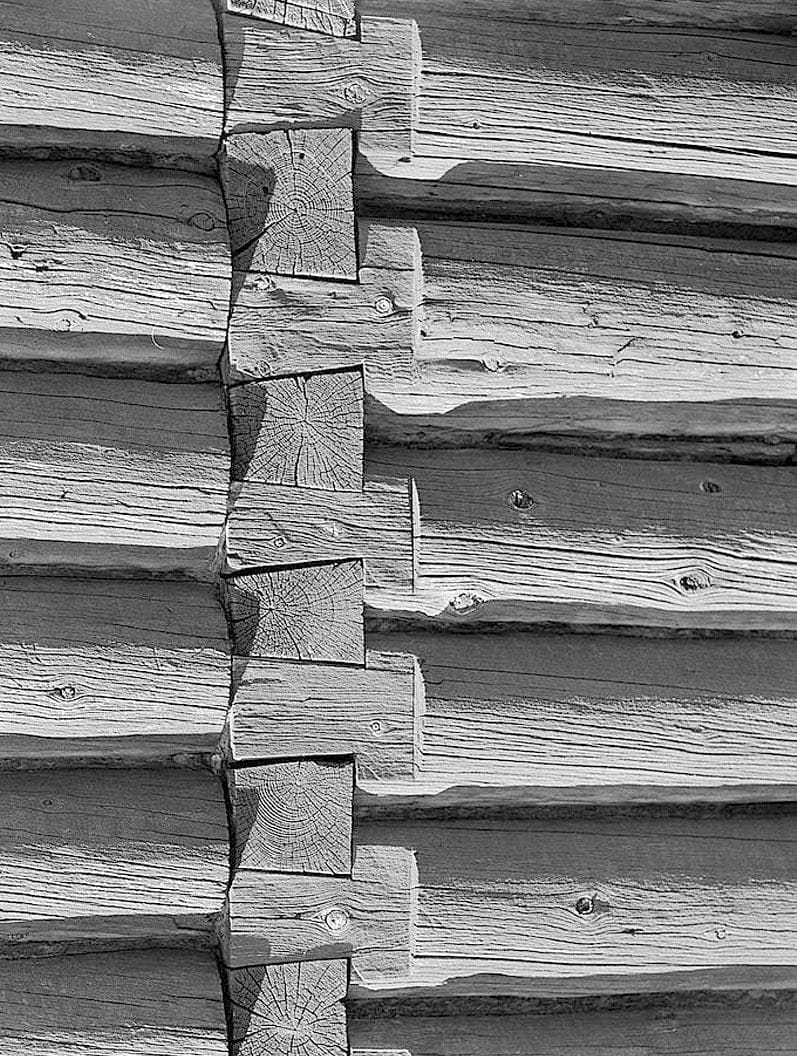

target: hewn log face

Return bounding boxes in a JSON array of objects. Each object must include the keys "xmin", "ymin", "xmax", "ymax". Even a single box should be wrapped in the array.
[
  {"xmin": 366, "ymin": 448, "xmax": 797, "ymax": 631},
  {"xmin": 353, "ymin": 814, "xmax": 797, "ymax": 999},
  {"xmin": 0, "ymin": 949, "xmax": 228, "ymax": 1055},
  {"xmin": 0, "ymin": 161, "xmax": 230, "ymax": 378},
  {"xmin": 0, "ymin": 768, "xmax": 228, "ymax": 955},
  {"xmin": 0, "ymin": 0, "xmax": 223, "ymax": 168},
  {"xmin": 0, "ymin": 577, "xmax": 229, "ymax": 767},
  {"xmin": 0, "ymin": 372, "xmax": 229, "ymax": 579},
  {"xmin": 228, "ymin": 0, "xmax": 356, "ymax": 37},
  {"xmin": 364, "ymin": 631, "xmax": 797, "ymax": 808}
]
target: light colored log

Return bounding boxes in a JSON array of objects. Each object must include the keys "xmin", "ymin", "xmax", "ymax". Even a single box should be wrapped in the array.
[
  {"xmin": 230, "ymin": 759, "xmax": 353, "ymax": 874},
  {"xmin": 227, "ymin": 845, "xmax": 416, "ymax": 981},
  {"xmin": 0, "ymin": 577, "xmax": 229, "ymax": 767},
  {"xmin": 364, "ymin": 631, "xmax": 797, "ymax": 808},
  {"xmin": 0, "ymin": 372, "xmax": 228, "ymax": 579},
  {"xmin": 353, "ymin": 814, "xmax": 797, "ymax": 999},
  {"xmin": 365, "ymin": 448, "xmax": 797, "ymax": 631},
  {"xmin": 0, "ymin": 768, "xmax": 228, "ymax": 955},
  {"xmin": 350, "ymin": 1003, "xmax": 797, "ymax": 1056},
  {"xmin": 225, "ymin": 561, "xmax": 364, "ymax": 663},
  {"xmin": 230, "ymin": 960, "xmax": 348, "ymax": 1056},
  {"xmin": 229, "ymin": 370, "xmax": 363, "ymax": 489},
  {"xmin": 230, "ymin": 651, "xmax": 422, "ymax": 781},
  {"xmin": 0, "ymin": 0, "xmax": 222, "ymax": 169},
  {"xmin": 0, "ymin": 949, "xmax": 228, "ymax": 1055},
  {"xmin": 0, "ymin": 161, "xmax": 230, "ymax": 377},
  {"xmin": 223, "ymin": 15, "xmax": 420, "ymax": 161},
  {"xmin": 222, "ymin": 128, "xmax": 356, "ymax": 279},
  {"xmin": 227, "ymin": 221, "xmax": 420, "ymax": 383},
  {"xmin": 227, "ymin": 0, "xmax": 356, "ymax": 37},
  {"xmin": 226, "ymin": 477, "xmax": 417, "ymax": 590}
]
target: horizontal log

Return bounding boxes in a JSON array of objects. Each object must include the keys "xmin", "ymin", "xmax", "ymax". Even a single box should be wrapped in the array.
[
  {"xmin": 363, "ymin": 631, "xmax": 797, "ymax": 809},
  {"xmin": 0, "ymin": 0, "xmax": 223, "ymax": 168},
  {"xmin": 0, "ymin": 949, "xmax": 228, "ymax": 1055},
  {"xmin": 0, "ymin": 768, "xmax": 228, "ymax": 955},
  {"xmin": 352, "ymin": 813, "xmax": 797, "ymax": 999},
  {"xmin": 0, "ymin": 577, "xmax": 229, "ymax": 767},
  {"xmin": 0, "ymin": 372, "xmax": 228, "ymax": 578},
  {"xmin": 0, "ymin": 161, "xmax": 230, "ymax": 378},
  {"xmin": 350, "ymin": 1002, "xmax": 797, "ymax": 1055},
  {"xmin": 365, "ymin": 448, "xmax": 797, "ymax": 631}
]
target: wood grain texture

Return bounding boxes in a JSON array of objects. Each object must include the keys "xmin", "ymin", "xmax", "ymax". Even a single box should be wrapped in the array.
[
  {"xmin": 223, "ymin": 129, "xmax": 356, "ymax": 279},
  {"xmin": 227, "ymin": 845, "xmax": 416, "ymax": 980},
  {"xmin": 364, "ymin": 631, "xmax": 797, "ymax": 808},
  {"xmin": 230, "ymin": 759, "xmax": 353, "ymax": 874},
  {"xmin": 226, "ymin": 477, "xmax": 417, "ymax": 590},
  {"xmin": 230, "ymin": 652, "xmax": 421, "ymax": 781},
  {"xmin": 230, "ymin": 960, "xmax": 348, "ymax": 1056},
  {"xmin": 0, "ymin": 372, "xmax": 228, "ymax": 579},
  {"xmin": 228, "ymin": 0, "xmax": 356, "ymax": 37},
  {"xmin": 350, "ymin": 1002, "xmax": 797, "ymax": 1056},
  {"xmin": 0, "ymin": 0, "xmax": 223, "ymax": 169},
  {"xmin": 353, "ymin": 814, "xmax": 797, "ymax": 998},
  {"xmin": 0, "ymin": 768, "xmax": 228, "ymax": 955},
  {"xmin": 224, "ymin": 15, "xmax": 420, "ymax": 160},
  {"xmin": 226, "ymin": 561, "xmax": 364, "ymax": 663},
  {"xmin": 365, "ymin": 448, "xmax": 797, "ymax": 631},
  {"xmin": 0, "ymin": 577, "xmax": 229, "ymax": 767},
  {"xmin": 229, "ymin": 370, "xmax": 363, "ymax": 489},
  {"xmin": 227, "ymin": 221, "xmax": 420, "ymax": 383},
  {"xmin": 0, "ymin": 949, "xmax": 228, "ymax": 1055},
  {"xmin": 0, "ymin": 160, "xmax": 230, "ymax": 378}
]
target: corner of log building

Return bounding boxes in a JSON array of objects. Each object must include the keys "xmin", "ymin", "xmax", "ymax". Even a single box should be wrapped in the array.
[{"xmin": 0, "ymin": 0, "xmax": 795, "ymax": 1053}]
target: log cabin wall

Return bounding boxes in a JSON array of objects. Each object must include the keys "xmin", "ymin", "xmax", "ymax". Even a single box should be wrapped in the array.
[{"xmin": 0, "ymin": 2, "xmax": 795, "ymax": 1056}]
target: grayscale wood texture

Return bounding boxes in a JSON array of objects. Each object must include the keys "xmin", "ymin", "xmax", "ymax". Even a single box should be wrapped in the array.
[
  {"xmin": 227, "ymin": 0, "xmax": 356, "ymax": 37},
  {"xmin": 0, "ymin": 161, "xmax": 231, "ymax": 378},
  {"xmin": 0, "ymin": 577, "xmax": 229, "ymax": 767},
  {"xmin": 223, "ymin": 128, "xmax": 356, "ymax": 279},
  {"xmin": 226, "ymin": 561, "xmax": 364, "ymax": 663},
  {"xmin": 0, "ymin": 949, "xmax": 228, "ymax": 1055},
  {"xmin": 365, "ymin": 448, "xmax": 797, "ymax": 631},
  {"xmin": 229, "ymin": 370, "xmax": 363, "ymax": 489},
  {"xmin": 230, "ymin": 960, "xmax": 348, "ymax": 1056},
  {"xmin": 352, "ymin": 814, "xmax": 797, "ymax": 999},
  {"xmin": 0, "ymin": 768, "xmax": 228, "ymax": 955},
  {"xmin": 0, "ymin": 0, "xmax": 223, "ymax": 169},
  {"xmin": 226, "ymin": 845, "xmax": 416, "ymax": 980},
  {"xmin": 230, "ymin": 652, "xmax": 422, "ymax": 780},
  {"xmin": 223, "ymin": 15, "xmax": 420, "ymax": 161},
  {"xmin": 364, "ymin": 631, "xmax": 797, "ymax": 809},
  {"xmin": 230, "ymin": 759, "xmax": 353, "ymax": 874},
  {"xmin": 0, "ymin": 372, "xmax": 229, "ymax": 579}
]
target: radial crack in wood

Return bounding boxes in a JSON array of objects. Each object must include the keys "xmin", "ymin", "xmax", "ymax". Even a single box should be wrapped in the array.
[{"xmin": 227, "ymin": 0, "xmax": 356, "ymax": 37}]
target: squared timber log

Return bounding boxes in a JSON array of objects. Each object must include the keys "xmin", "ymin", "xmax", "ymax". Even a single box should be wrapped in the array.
[{"xmin": 227, "ymin": 0, "xmax": 356, "ymax": 37}]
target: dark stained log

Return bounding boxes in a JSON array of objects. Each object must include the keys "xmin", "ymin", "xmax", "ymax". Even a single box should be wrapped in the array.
[
  {"xmin": 0, "ymin": 161, "xmax": 230, "ymax": 378},
  {"xmin": 227, "ymin": 0, "xmax": 356, "ymax": 37}
]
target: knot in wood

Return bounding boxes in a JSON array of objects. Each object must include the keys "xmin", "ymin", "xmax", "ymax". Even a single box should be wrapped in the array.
[
  {"xmin": 508, "ymin": 488, "xmax": 533, "ymax": 511},
  {"xmin": 50, "ymin": 684, "xmax": 77, "ymax": 702},
  {"xmin": 324, "ymin": 906, "xmax": 350, "ymax": 933},
  {"xmin": 67, "ymin": 164, "xmax": 101, "ymax": 182},
  {"xmin": 700, "ymin": 479, "xmax": 722, "ymax": 494},
  {"xmin": 450, "ymin": 591, "xmax": 483, "ymax": 614},
  {"xmin": 343, "ymin": 79, "xmax": 370, "ymax": 105},
  {"xmin": 679, "ymin": 571, "xmax": 711, "ymax": 593},
  {"xmin": 575, "ymin": 896, "xmax": 594, "ymax": 916},
  {"xmin": 368, "ymin": 720, "xmax": 385, "ymax": 736},
  {"xmin": 188, "ymin": 211, "xmax": 216, "ymax": 231},
  {"xmin": 481, "ymin": 357, "xmax": 502, "ymax": 372},
  {"xmin": 374, "ymin": 296, "xmax": 395, "ymax": 316}
]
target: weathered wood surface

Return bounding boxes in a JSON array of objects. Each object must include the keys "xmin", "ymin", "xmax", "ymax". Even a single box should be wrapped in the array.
[
  {"xmin": 228, "ymin": 0, "xmax": 356, "ymax": 37},
  {"xmin": 0, "ymin": 768, "xmax": 228, "ymax": 955},
  {"xmin": 223, "ymin": 128, "xmax": 356, "ymax": 279},
  {"xmin": 230, "ymin": 759, "xmax": 353, "ymax": 874},
  {"xmin": 0, "ymin": 0, "xmax": 223, "ymax": 169},
  {"xmin": 0, "ymin": 949, "xmax": 228, "ymax": 1055},
  {"xmin": 226, "ymin": 845, "xmax": 416, "ymax": 980},
  {"xmin": 230, "ymin": 960, "xmax": 348, "ymax": 1056},
  {"xmin": 352, "ymin": 814, "xmax": 797, "ymax": 999},
  {"xmin": 223, "ymin": 15, "xmax": 420, "ymax": 161},
  {"xmin": 362, "ymin": 631, "xmax": 797, "ymax": 810},
  {"xmin": 365, "ymin": 448, "xmax": 797, "ymax": 631},
  {"xmin": 0, "ymin": 161, "xmax": 230, "ymax": 378},
  {"xmin": 229, "ymin": 370, "xmax": 363, "ymax": 488},
  {"xmin": 226, "ymin": 561, "xmax": 364, "ymax": 663},
  {"xmin": 350, "ymin": 1001, "xmax": 797, "ymax": 1056},
  {"xmin": 0, "ymin": 372, "xmax": 228, "ymax": 578},
  {"xmin": 230, "ymin": 652, "xmax": 422, "ymax": 780},
  {"xmin": 226, "ymin": 477, "xmax": 417, "ymax": 590},
  {"xmin": 0, "ymin": 577, "xmax": 229, "ymax": 767}
]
